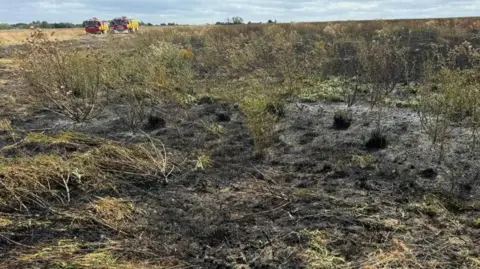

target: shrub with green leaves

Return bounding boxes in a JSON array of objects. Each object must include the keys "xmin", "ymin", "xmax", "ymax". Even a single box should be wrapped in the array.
[
  {"xmin": 240, "ymin": 96, "xmax": 284, "ymax": 155},
  {"xmin": 361, "ymin": 40, "xmax": 405, "ymax": 106},
  {"xmin": 417, "ymin": 67, "xmax": 462, "ymax": 162},
  {"xmin": 417, "ymin": 40, "xmax": 480, "ymax": 160},
  {"xmin": 358, "ymin": 36, "xmax": 407, "ymax": 129},
  {"xmin": 419, "ymin": 66, "xmax": 480, "ymax": 160}
]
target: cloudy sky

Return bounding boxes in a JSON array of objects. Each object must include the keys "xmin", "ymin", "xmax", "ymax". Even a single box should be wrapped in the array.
[{"xmin": 2, "ymin": 0, "xmax": 480, "ymax": 24}]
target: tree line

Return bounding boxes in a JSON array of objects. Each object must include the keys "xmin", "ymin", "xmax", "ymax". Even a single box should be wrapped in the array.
[
  {"xmin": 0, "ymin": 16, "xmax": 274, "ymax": 29},
  {"xmin": 214, "ymin": 17, "xmax": 277, "ymax": 25},
  {"xmin": 0, "ymin": 21, "xmax": 81, "ymax": 29}
]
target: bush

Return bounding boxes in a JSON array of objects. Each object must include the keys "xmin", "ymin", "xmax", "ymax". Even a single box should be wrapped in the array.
[
  {"xmin": 240, "ymin": 96, "xmax": 283, "ymax": 155},
  {"xmin": 105, "ymin": 40, "xmax": 195, "ymax": 131},
  {"xmin": 18, "ymin": 28, "xmax": 108, "ymax": 122},
  {"xmin": 366, "ymin": 39, "xmax": 406, "ymax": 103},
  {"xmin": 417, "ymin": 39, "xmax": 480, "ymax": 160},
  {"xmin": 417, "ymin": 66, "xmax": 480, "ymax": 161},
  {"xmin": 357, "ymin": 35, "xmax": 407, "ymax": 128}
]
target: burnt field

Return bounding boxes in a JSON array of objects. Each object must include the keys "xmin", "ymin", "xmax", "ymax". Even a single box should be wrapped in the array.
[{"xmin": 0, "ymin": 19, "xmax": 480, "ymax": 268}]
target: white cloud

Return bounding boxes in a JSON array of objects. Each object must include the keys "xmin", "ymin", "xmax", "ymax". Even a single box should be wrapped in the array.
[
  {"xmin": 34, "ymin": 0, "xmax": 87, "ymax": 13},
  {"xmin": 326, "ymin": 1, "xmax": 380, "ymax": 10}
]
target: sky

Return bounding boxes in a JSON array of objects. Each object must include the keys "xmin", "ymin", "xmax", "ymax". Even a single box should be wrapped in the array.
[{"xmin": 2, "ymin": 0, "xmax": 480, "ymax": 25}]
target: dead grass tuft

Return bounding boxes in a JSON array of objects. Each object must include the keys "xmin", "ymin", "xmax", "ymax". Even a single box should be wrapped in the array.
[
  {"xmin": 0, "ymin": 154, "xmax": 88, "ymax": 210},
  {"xmin": 299, "ymin": 230, "xmax": 348, "ymax": 269},
  {"xmin": 408, "ymin": 195, "xmax": 448, "ymax": 217},
  {"xmin": 11, "ymin": 239, "xmax": 168, "ymax": 269},
  {"xmin": 90, "ymin": 197, "xmax": 142, "ymax": 231},
  {"xmin": 362, "ymin": 238, "xmax": 421, "ymax": 269},
  {"xmin": 351, "ymin": 154, "xmax": 376, "ymax": 169},
  {"xmin": 0, "ymin": 133, "xmax": 178, "ymax": 211},
  {"xmin": 90, "ymin": 138, "xmax": 177, "ymax": 185},
  {"xmin": 0, "ymin": 118, "xmax": 13, "ymax": 132},
  {"xmin": 0, "ymin": 217, "xmax": 13, "ymax": 228}
]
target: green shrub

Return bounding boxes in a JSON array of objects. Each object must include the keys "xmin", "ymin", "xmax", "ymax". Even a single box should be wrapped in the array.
[
  {"xmin": 240, "ymin": 96, "xmax": 283, "ymax": 155},
  {"xmin": 418, "ymin": 65, "xmax": 480, "ymax": 160},
  {"xmin": 358, "ymin": 36, "xmax": 407, "ymax": 128}
]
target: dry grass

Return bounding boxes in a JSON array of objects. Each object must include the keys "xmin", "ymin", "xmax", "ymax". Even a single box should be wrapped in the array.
[
  {"xmin": 0, "ymin": 28, "xmax": 85, "ymax": 45},
  {"xmin": 351, "ymin": 154, "xmax": 376, "ymax": 169},
  {"xmin": 0, "ymin": 132, "xmax": 185, "ymax": 267},
  {"xmin": 299, "ymin": 230, "xmax": 348, "ymax": 269},
  {"xmin": 0, "ymin": 58, "xmax": 17, "ymax": 67},
  {"xmin": 362, "ymin": 238, "xmax": 421, "ymax": 269},
  {"xmin": 0, "ymin": 25, "xmax": 207, "ymax": 46},
  {"xmin": 90, "ymin": 197, "xmax": 143, "ymax": 232},
  {"xmin": 1, "ymin": 16, "xmax": 478, "ymax": 46},
  {"xmin": 0, "ymin": 217, "xmax": 13, "ymax": 228},
  {"xmin": 12, "ymin": 239, "xmax": 172, "ymax": 269},
  {"xmin": 0, "ymin": 132, "xmax": 178, "ymax": 211},
  {"xmin": 0, "ymin": 118, "xmax": 12, "ymax": 132}
]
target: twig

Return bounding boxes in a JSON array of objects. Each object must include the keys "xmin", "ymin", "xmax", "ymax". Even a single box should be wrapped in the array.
[
  {"xmin": 248, "ymin": 163, "xmax": 279, "ymax": 185},
  {"xmin": 0, "ymin": 180, "xmax": 29, "ymax": 212},
  {"xmin": 0, "ymin": 233, "xmax": 35, "ymax": 249},
  {"xmin": 232, "ymin": 201, "xmax": 291, "ymax": 221},
  {"xmin": 0, "ymin": 137, "xmax": 26, "ymax": 153}
]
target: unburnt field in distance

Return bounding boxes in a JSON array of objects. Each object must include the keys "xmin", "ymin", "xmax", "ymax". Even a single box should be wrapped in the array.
[{"xmin": 0, "ymin": 17, "xmax": 480, "ymax": 268}]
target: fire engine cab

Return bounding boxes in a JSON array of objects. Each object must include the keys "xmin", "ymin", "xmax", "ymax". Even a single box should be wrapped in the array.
[
  {"xmin": 83, "ymin": 17, "xmax": 110, "ymax": 34},
  {"xmin": 110, "ymin": 16, "xmax": 140, "ymax": 33}
]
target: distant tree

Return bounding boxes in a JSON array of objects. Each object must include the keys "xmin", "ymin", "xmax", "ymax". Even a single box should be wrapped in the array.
[
  {"xmin": 215, "ymin": 16, "xmax": 244, "ymax": 25},
  {"xmin": 3, "ymin": 21, "xmax": 80, "ymax": 29},
  {"xmin": 12, "ymin": 23, "xmax": 29, "ymax": 29},
  {"xmin": 40, "ymin": 21, "xmax": 50, "ymax": 28},
  {"xmin": 147, "ymin": 23, "xmax": 153, "ymax": 26},
  {"xmin": 232, "ymin": 16, "xmax": 244, "ymax": 24}
]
